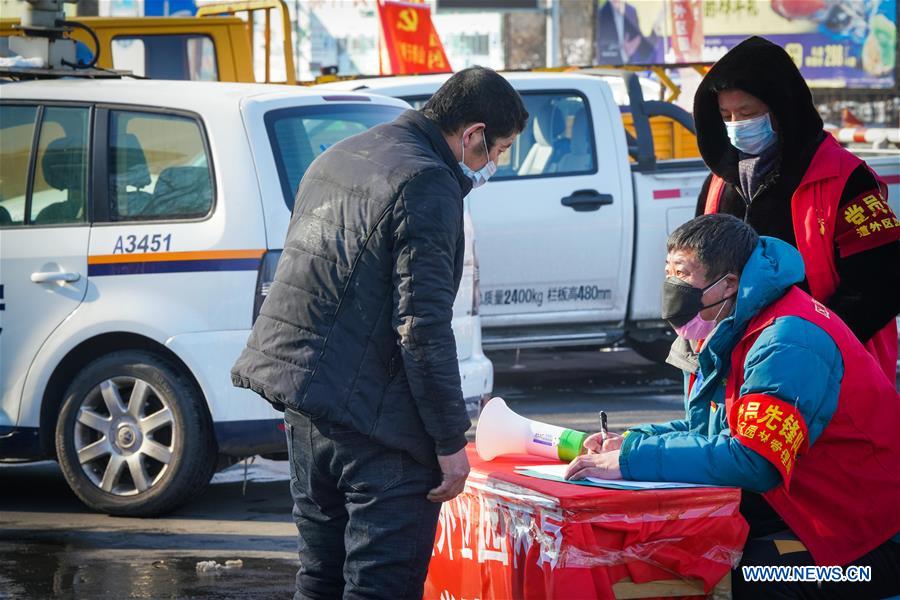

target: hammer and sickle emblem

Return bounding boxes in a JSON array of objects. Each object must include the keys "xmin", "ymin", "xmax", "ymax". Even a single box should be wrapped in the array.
[{"xmin": 397, "ymin": 8, "xmax": 419, "ymax": 32}]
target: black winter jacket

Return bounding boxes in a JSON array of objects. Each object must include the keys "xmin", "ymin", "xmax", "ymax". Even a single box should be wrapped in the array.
[
  {"xmin": 693, "ymin": 36, "xmax": 900, "ymax": 344},
  {"xmin": 231, "ymin": 110, "xmax": 473, "ymax": 466}
]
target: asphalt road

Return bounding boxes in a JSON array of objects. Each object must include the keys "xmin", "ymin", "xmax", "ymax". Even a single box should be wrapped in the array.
[{"xmin": 0, "ymin": 348, "xmax": 684, "ymax": 599}]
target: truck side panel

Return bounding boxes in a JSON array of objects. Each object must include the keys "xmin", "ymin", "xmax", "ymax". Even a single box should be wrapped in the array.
[
  {"xmin": 628, "ymin": 152, "xmax": 899, "ymax": 327},
  {"xmin": 628, "ymin": 162, "xmax": 709, "ymax": 323}
]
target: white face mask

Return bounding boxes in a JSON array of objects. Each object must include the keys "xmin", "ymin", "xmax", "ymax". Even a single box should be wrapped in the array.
[
  {"xmin": 725, "ymin": 112, "xmax": 777, "ymax": 155},
  {"xmin": 459, "ymin": 127, "xmax": 496, "ymax": 189}
]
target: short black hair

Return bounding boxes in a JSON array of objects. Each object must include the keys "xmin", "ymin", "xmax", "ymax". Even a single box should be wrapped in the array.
[
  {"xmin": 667, "ymin": 214, "xmax": 758, "ymax": 279},
  {"xmin": 422, "ymin": 66, "xmax": 528, "ymax": 149}
]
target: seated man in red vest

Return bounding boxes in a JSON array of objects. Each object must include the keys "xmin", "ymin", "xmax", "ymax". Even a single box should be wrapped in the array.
[{"xmin": 565, "ymin": 214, "xmax": 900, "ymax": 598}]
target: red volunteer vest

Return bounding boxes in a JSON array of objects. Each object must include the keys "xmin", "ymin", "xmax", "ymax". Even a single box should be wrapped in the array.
[
  {"xmin": 726, "ymin": 286, "xmax": 900, "ymax": 566},
  {"xmin": 705, "ymin": 136, "xmax": 898, "ymax": 379}
]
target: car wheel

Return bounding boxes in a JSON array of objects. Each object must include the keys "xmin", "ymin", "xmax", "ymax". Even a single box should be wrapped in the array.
[{"xmin": 55, "ymin": 350, "xmax": 216, "ymax": 516}]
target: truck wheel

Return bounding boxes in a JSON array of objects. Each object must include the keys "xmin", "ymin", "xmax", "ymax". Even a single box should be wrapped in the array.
[
  {"xmin": 55, "ymin": 351, "xmax": 216, "ymax": 516},
  {"xmin": 629, "ymin": 338, "xmax": 674, "ymax": 365}
]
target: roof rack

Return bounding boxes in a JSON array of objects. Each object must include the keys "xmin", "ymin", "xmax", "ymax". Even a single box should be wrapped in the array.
[{"xmin": 0, "ymin": 66, "xmax": 127, "ymax": 80}]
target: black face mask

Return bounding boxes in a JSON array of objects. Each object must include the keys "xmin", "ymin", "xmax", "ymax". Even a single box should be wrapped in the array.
[{"xmin": 661, "ymin": 274, "xmax": 730, "ymax": 328}]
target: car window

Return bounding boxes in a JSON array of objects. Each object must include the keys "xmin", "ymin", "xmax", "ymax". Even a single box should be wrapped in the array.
[
  {"xmin": 0, "ymin": 104, "xmax": 38, "ymax": 227},
  {"xmin": 265, "ymin": 103, "xmax": 404, "ymax": 209},
  {"xmin": 403, "ymin": 91, "xmax": 596, "ymax": 180},
  {"xmin": 29, "ymin": 106, "xmax": 91, "ymax": 226},
  {"xmin": 108, "ymin": 110, "xmax": 214, "ymax": 221},
  {"xmin": 112, "ymin": 35, "xmax": 218, "ymax": 81},
  {"xmin": 494, "ymin": 92, "xmax": 595, "ymax": 180}
]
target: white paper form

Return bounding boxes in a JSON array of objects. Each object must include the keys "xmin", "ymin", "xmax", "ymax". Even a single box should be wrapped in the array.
[{"xmin": 514, "ymin": 463, "xmax": 713, "ymax": 490}]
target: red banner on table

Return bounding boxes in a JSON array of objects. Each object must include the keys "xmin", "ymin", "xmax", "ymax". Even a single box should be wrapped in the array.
[
  {"xmin": 425, "ymin": 447, "xmax": 749, "ymax": 600},
  {"xmin": 669, "ymin": 0, "xmax": 704, "ymax": 62},
  {"xmin": 377, "ymin": 0, "xmax": 452, "ymax": 75}
]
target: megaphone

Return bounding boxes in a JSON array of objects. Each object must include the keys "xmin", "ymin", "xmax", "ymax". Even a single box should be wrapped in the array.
[{"xmin": 475, "ymin": 397, "xmax": 587, "ymax": 462}]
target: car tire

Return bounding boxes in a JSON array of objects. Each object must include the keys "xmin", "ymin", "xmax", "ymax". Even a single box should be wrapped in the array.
[{"xmin": 55, "ymin": 350, "xmax": 216, "ymax": 516}]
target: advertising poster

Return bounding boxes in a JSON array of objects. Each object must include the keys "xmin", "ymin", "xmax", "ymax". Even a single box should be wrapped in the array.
[
  {"xmin": 595, "ymin": 0, "xmax": 668, "ymax": 64},
  {"xmin": 596, "ymin": 0, "xmax": 897, "ymax": 89},
  {"xmin": 700, "ymin": 0, "xmax": 896, "ymax": 88}
]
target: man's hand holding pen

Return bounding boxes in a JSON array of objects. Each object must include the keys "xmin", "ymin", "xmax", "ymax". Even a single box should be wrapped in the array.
[
  {"xmin": 564, "ymin": 411, "xmax": 624, "ymax": 481},
  {"xmin": 582, "ymin": 431, "xmax": 626, "ymax": 454}
]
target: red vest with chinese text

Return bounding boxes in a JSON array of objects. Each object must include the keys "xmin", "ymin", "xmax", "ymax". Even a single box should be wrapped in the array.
[
  {"xmin": 726, "ymin": 286, "xmax": 900, "ymax": 566},
  {"xmin": 705, "ymin": 136, "xmax": 897, "ymax": 379}
]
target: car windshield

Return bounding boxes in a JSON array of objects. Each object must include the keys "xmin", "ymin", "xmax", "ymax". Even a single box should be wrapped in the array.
[{"xmin": 265, "ymin": 103, "xmax": 404, "ymax": 209}]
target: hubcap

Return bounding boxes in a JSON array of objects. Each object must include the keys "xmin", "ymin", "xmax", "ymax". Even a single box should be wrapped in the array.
[
  {"xmin": 115, "ymin": 423, "xmax": 140, "ymax": 450},
  {"xmin": 73, "ymin": 377, "xmax": 176, "ymax": 496}
]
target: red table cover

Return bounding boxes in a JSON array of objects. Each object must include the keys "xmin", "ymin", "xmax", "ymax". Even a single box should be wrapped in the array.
[{"xmin": 424, "ymin": 445, "xmax": 749, "ymax": 599}]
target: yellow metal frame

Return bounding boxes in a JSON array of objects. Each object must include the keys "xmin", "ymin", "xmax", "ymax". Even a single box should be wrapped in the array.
[
  {"xmin": 532, "ymin": 63, "xmax": 712, "ymax": 103},
  {"xmin": 196, "ymin": 0, "xmax": 296, "ymax": 84}
]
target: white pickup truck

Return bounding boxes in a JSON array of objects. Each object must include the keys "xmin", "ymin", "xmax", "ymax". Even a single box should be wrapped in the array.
[{"xmin": 320, "ymin": 72, "xmax": 900, "ymax": 361}]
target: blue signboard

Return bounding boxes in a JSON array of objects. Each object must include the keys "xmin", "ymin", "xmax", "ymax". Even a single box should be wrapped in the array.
[{"xmin": 144, "ymin": 0, "xmax": 197, "ymax": 16}]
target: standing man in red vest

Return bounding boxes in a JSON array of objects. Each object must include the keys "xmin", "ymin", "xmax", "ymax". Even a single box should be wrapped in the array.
[
  {"xmin": 691, "ymin": 36, "xmax": 900, "ymax": 380},
  {"xmin": 565, "ymin": 214, "xmax": 900, "ymax": 598}
]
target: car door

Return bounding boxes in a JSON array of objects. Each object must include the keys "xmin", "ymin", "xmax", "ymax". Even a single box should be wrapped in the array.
[
  {"xmin": 466, "ymin": 80, "xmax": 629, "ymax": 343},
  {"xmin": 0, "ymin": 104, "xmax": 92, "ymax": 430}
]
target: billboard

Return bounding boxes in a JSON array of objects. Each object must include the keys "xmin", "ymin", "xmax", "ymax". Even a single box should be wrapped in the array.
[
  {"xmin": 595, "ymin": 0, "xmax": 897, "ymax": 89},
  {"xmin": 595, "ymin": 0, "xmax": 668, "ymax": 64},
  {"xmin": 701, "ymin": 0, "xmax": 896, "ymax": 88}
]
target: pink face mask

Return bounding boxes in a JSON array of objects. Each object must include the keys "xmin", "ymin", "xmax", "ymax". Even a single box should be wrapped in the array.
[
  {"xmin": 674, "ymin": 286, "xmax": 731, "ymax": 340},
  {"xmin": 674, "ymin": 312, "xmax": 717, "ymax": 340}
]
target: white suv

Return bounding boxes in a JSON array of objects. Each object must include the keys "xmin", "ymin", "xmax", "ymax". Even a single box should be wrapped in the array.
[{"xmin": 0, "ymin": 79, "xmax": 492, "ymax": 516}]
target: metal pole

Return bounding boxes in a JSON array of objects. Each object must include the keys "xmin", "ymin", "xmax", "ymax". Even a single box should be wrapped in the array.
[
  {"xmin": 546, "ymin": 0, "xmax": 559, "ymax": 67},
  {"xmin": 265, "ymin": 7, "xmax": 271, "ymax": 82},
  {"xmin": 377, "ymin": 0, "xmax": 384, "ymax": 75}
]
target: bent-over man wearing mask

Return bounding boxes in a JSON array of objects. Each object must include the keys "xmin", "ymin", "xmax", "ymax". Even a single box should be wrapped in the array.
[
  {"xmin": 232, "ymin": 67, "xmax": 527, "ymax": 599},
  {"xmin": 565, "ymin": 214, "xmax": 900, "ymax": 599}
]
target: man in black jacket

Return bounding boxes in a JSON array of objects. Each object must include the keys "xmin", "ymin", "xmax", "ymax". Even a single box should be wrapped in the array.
[{"xmin": 231, "ymin": 67, "xmax": 527, "ymax": 599}]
